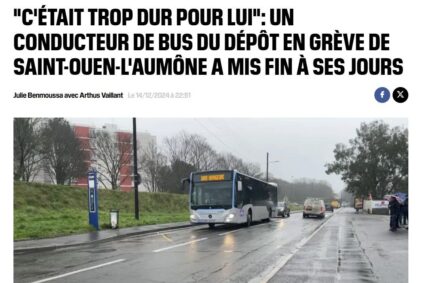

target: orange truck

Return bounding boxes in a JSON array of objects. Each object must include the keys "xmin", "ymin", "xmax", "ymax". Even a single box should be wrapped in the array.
[{"xmin": 331, "ymin": 200, "xmax": 340, "ymax": 209}]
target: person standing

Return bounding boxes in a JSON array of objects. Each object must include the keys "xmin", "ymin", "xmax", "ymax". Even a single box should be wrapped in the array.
[
  {"xmin": 397, "ymin": 202, "xmax": 404, "ymax": 228},
  {"xmin": 388, "ymin": 196, "xmax": 400, "ymax": 232},
  {"xmin": 402, "ymin": 197, "xmax": 408, "ymax": 226}
]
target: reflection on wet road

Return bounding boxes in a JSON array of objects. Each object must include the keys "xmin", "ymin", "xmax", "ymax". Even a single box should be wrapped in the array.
[{"xmin": 15, "ymin": 208, "xmax": 407, "ymax": 283}]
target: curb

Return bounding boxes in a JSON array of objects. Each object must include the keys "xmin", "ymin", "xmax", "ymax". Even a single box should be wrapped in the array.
[
  {"xmin": 14, "ymin": 223, "xmax": 194, "ymax": 254},
  {"xmin": 14, "ymin": 211, "xmax": 311, "ymax": 253}
]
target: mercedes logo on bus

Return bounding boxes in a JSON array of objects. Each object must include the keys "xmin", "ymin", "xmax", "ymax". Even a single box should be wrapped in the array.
[{"xmin": 208, "ymin": 215, "xmax": 212, "ymax": 219}]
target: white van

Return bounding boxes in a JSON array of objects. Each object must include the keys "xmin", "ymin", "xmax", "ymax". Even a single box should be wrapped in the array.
[{"xmin": 303, "ymin": 198, "xmax": 325, "ymax": 219}]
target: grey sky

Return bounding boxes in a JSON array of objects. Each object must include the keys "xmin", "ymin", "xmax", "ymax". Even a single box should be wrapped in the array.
[{"xmin": 67, "ymin": 118, "xmax": 407, "ymax": 193}]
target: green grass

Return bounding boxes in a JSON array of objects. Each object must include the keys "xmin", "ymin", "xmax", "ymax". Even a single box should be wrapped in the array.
[
  {"xmin": 14, "ymin": 182, "xmax": 189, "ymax": 240},
  {"xmin": 289, "ymin": 204, "xmax": 303, "ymax": 211}
]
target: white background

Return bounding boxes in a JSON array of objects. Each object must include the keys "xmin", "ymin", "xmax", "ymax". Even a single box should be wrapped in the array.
[{"xmin": 1, "ymin": 0, "xmax": 423, "ymax": 282}]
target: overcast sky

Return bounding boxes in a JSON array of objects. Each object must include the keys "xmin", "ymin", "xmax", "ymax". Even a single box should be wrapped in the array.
[{"xmin": 67, "ymin": 118, "xmax": 407, "ymax": 193}]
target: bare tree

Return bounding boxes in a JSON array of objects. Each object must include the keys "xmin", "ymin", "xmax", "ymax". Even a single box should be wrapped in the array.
[
  {"xmin": 139, "ymin": 141, "xmax": 167, "ymax": 192},
  {"xmin": 242, "ymin": 162, "xmax": 263, "ymax": 179},
  {"xmin": 188, "ymin": 134, "xmax": 218, "ymax": 171},
  {"xmin": 164, "ymin": 131, "xmax": 193, "ymax": 164},
  {"xmin": 91, "ymin": 130, "xmax": 132, "ymax": 190},
  {"xmin": 41, "ymin": 118, "xmax": 87, "ymax": 185},
  {"xmin": 164, "ymin": 131, "xmax": 218, "ymax": 171},
  {"xmin": 14, "ymin": 118, "xmax": 43, "ymax": 181},
  {"xmin": 216, "ymin": 153, "xmax": 263, "ymax": 178}
]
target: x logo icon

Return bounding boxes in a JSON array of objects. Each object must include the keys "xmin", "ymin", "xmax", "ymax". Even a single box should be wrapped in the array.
[{"xmin": 393, "ymin": 87, "xmax": 408, "ymax": 103}]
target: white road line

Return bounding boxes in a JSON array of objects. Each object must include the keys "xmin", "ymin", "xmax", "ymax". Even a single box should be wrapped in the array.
[
  {"xmin": 125, "ymin": 226, "xmax": 200, "ymax": 240},
  {"xmin": 153, "ymin": 237, "xmax": 208, "ymax": 253},
  {"xmin": 218, "ymin": 228, "xmax": 242, "ymax": 236},
  {"xmin": 248, "ymin": 214, "xmax": 335, "ymax": 283},
  {"xmin": 31, "ymin": 259, "xmax": 125, "ymax": 283}
]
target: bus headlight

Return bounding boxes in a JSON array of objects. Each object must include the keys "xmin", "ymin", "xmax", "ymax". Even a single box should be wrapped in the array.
[
  {"xmin": 225, "ymin": 213, "xmax": 235, "ymax": 222},
  {"xmin": 190, "ymin": 214, "xmax": 197, "ymax": 221}
]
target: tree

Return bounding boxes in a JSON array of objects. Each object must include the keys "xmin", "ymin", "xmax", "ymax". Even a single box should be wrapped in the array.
[
  {"xmin": 215, "ymin": 153, "xmax": 263, "ymax": 178},
  {"xmin": 162, "ymin": 131, "xmax": 264, "ymax": 193},
  {"xmin": 325, "ymin": 121, "xmax": 408, "ymax": 198},
  {"xmin": 272, "ymin": 177, "xmax": 335, "ymax": 203},
  {"xmin": 40, "ymin": 118, "xmax": 87, "ymax": 185},
  {"xmin": 189, "ymin": 134, "xmax": 218, "ymax": 171},
  {"xmin": 139, "ymin": 141, "xmax": 167, "ymax": 192},
  {"xmin": 14, "ymin": 118, "xmax": 43, "ymax": 182},
  {"xmin": 164, "ymin": 131, "xmax": 193, "ymax": 165},
  {"xmin": 91, "ymin": 130, "xmax": 133, "ymax": 190},
  {"xmin": 157, "ymin": 160, "xmax": 196, "ymax": 194},
  {"xmin": 164, "ymin": 131, "xmax": 218, "ymax": 171}
]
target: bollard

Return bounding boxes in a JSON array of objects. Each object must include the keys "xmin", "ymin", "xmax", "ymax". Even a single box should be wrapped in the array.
[{"xmin": 110, "ymin": 209, "xmax": 119, "ymax": 229}]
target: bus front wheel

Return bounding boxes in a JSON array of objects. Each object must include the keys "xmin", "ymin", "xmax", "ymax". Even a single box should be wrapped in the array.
[{"xmin": 246, "ymin": 212, "xmax": 252, "ymax": 227}]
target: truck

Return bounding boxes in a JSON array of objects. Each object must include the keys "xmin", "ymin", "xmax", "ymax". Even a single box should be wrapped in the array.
[{"xmin": 330, "ymin": 200, "xmax": 340, "ymax": 209}]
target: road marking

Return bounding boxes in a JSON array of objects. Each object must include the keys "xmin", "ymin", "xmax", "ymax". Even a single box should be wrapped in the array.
[
  {"xmin": 248, "ymin": 214, "xmax": 334, "ymax": 283},
  {"xmin": 160, "ymin": 233, "xmax": 173, "ymax": 242},
  {"xmin": 128, "ymin": 226, "xmax": 200, "ymax": 239},
  {"xmin": 31, "ymin": 259, "xmax": 125, "ymax": 283},
  {"xmin": 218, "ymin": 228, "xmax": 242, "ymax": 236},
  {"xmin": 153, "ymin": 237, "xmax": 208, "ymax": 253}
]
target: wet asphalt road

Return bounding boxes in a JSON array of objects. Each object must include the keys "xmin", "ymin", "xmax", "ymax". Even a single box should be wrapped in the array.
[{"xmin": 14, "ymin": 208, "xmax": 407, "ymax": 283}]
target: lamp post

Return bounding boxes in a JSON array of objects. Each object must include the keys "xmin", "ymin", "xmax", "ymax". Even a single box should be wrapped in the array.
[
  {"xmin": 133, "ymin": 118, "xmax": 140, "ymax": 220},
  {"xmin": 266, "ymin": 152, "xmax": 279, "ymax": 182}
]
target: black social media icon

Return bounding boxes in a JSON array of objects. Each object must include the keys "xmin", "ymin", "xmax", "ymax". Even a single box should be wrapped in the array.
[{"xmin": 392, "ymin": 87, "xmax": 408, "ymax": 103}]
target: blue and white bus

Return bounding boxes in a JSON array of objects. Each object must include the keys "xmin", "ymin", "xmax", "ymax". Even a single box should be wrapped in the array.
[{"xmin": 184, "ymin": 170, "xmax": 277, "ymax": 228}]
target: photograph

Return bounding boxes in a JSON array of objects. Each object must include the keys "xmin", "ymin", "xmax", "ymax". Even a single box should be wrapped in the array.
[{"xmin": 13, "ymin": 118, "xmax": 408, "ymax": 282}]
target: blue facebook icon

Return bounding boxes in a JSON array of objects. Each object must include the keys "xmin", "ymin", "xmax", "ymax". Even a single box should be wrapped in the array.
[{"xmin": 374, "ymin": 87, "xmax": 390, "ymax": 103}]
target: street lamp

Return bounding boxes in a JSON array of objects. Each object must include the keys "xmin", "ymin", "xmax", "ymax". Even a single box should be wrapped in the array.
[
  {"xmin": 266, "ymin": 152, "xmax": 279, "ymax": 182},
  {"xmin": 133, "ymin": 118, "xmax": 140, "ymax": 220}
]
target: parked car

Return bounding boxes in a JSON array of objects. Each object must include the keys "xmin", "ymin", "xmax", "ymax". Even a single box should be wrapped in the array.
[
  {"xmin": 276, "ymin": 201, "xmax": 291, "ymax": 218},
  {"xmin": 303, "ymin": 198, "xmax": 325, "ymax": 218},
  {"xmin": 325, "ymin": 203, "xmax": 334, "ymax": 212}
]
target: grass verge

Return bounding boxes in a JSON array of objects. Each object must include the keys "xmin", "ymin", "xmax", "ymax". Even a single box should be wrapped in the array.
[{"xmin": 14, "ymin": 182, "xmax": 189, "ymax": 240}]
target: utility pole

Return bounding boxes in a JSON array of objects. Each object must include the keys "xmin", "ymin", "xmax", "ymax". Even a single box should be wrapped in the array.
[
  {"xmin": 133, "ymin": 118, "xmax": 140, "ymax": 220},
  {"xmin": 266, "ymin": 152, "xmax": 279, "ymax": 183}
]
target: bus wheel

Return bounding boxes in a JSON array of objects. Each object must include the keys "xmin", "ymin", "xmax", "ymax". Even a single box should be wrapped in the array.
[
  {"xmin": 246, "ymin": 212, "xmax": 252, "ymax": 227},
  {"xmin": 208, "ymin": 223, "xmax": 215, "ymax": 229}
]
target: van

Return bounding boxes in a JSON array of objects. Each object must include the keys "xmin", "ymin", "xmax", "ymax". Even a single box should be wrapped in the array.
[{"xmin": 303, "ymin": 198, "xmax": 325, "ymax": 219}]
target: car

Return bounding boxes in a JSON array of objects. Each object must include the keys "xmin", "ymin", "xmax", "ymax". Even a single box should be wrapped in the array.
[
  {"xmin": 276, "ymin": 201, "xmax": 291, "ymax": 218},
  {"xmin": 303, "ymin": 198, "xmax": 325, "ymax": 218},
  {"xmin": 325, "ymin": 203, "xmax": 334, "ymax": 212}
]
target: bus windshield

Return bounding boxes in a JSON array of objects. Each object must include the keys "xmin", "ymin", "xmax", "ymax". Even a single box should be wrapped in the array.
[{"xmin": 191, "ymin": 181, "xmax": 233, "ymax": 209}]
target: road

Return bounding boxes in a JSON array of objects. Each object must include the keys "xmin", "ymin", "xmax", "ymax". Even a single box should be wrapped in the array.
[{"xmin": 14, "ymin": 208, "xmax": 408, "ymax": 283}]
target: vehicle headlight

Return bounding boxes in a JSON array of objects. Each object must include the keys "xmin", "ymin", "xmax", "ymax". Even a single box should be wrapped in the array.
[
  {"xmin": 225, "ymin": 213, "xmax": 235, "ymax": 222},
  {"xmin": 190, "ymin": 214, "xmax": 197, "ymax": 220}
]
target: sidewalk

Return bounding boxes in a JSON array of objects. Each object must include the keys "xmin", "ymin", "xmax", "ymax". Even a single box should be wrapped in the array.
[
  {"xmin": 14, "ymin": 221, "xmax": 192, "ymax": 253},
  {"xmin": 268, "ymin": 208, "xmax": 408, "ymax": 283},
  {"xmin": 351, "ymin": 212, "xmax": 408, "ymax": 282}
]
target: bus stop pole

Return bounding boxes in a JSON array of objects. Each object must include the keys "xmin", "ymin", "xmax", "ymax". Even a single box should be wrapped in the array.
[{"xmin": 133, "ymin": 118, "xmax": 140, "ymax": 220}]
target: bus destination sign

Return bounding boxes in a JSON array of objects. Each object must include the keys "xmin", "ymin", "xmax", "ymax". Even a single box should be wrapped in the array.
[{"xmin": 200, "ymin": 174, "xmax": 225, "ymax": 182}]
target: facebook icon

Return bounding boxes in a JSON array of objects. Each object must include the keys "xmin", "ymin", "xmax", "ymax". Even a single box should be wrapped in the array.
[{"xmin": 374, "ymin": 87, "xmax": 390, "ymax": 103}]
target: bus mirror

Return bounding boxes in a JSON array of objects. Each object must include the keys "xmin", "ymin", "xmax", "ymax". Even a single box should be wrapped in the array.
[{"xmin": 237, "ymin": 181, "xmax": 242, "ymax": 191}]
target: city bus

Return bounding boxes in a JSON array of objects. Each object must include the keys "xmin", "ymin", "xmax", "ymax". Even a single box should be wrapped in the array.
[{"xmin": 183, "ymin": 170, "xmax": 277, "ymax": 228}]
